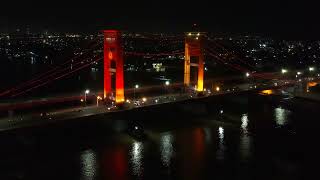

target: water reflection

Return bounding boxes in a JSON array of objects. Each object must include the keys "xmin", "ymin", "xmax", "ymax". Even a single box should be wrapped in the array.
[
  {"xmin": 160, "ymin": 132, "xmax": 174, "ymax": 167},
  {"xmin": 203, "ymin": 128, "xmax": 212, "ymax": 143},
  {"xmin": 216, "ymin": 126, "xmax": 225, "ymax": 160},
  {"xmin": 130, "ymin": 141, "xmax": 143, "ymax": 178},
  {"xmin": 240, "ymin": 114, "xmax": 251, "ymax": 160},
  {"xmin": 80, "ymin": 149, "xmax": 97, "ymax": 180},
  {"xmin": 274, "ymin": 107, "xmax": 291, "ymax": 126},
  {"xmin": 241, "ymin": 114, "xmax": 249, "ymax": 134}
]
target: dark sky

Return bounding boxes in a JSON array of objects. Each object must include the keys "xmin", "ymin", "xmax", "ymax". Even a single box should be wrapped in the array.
[{"xmin": 1, "ymin": 0, "xmax": 319, "ymax": 38}]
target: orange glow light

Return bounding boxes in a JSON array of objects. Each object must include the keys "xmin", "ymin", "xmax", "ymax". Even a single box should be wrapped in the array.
[
  {"xmin": 260, "ymin": 89, "xmax": 273, "ymax": 95},
  {"xmin": 308, "ymin": 82, "xmax": 317, "ymax": 87}
]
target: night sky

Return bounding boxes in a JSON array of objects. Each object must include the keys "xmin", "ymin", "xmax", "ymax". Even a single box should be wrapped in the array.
[{"xmin": 1, "ymin": 0, "xmax": 319, "ymax": 38}]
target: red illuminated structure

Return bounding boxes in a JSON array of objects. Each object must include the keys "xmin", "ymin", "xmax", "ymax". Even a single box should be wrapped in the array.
[
  {"xmin": 104, "ymin": 30, "xmax": 125, "ymax": 103},
  {"xmin": 184, "ymin": 32, "xmax": 205, "ymax": 92}
]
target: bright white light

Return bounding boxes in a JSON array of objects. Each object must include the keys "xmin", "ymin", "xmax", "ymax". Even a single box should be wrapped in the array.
[
  {"xmin": 165, "ymin": 81, "xmax": 170, "ymax": 86},
  {"xmin": 281, "ymin": 69, "xmax": 288, "ymax": 74},
  {"xmin": 135, "ymin": 84, "xmax": 139, "ymax": 89},
  {"xmin": 195, "ymin": 37, "xmax": 199, "ymax": 40},
  {"xmin": 220, "ymin": 110, "xmax": 224, "ymax": 114},
  {"xmin": 309, "ymin": 67, "xmax": 315, "ymax": 71},
  {"xmin": 155, "ymin": 99, "xmax": 158, "ymax": 103},
  {"xmin": 216, "ymin": 86, "xmax": 220, "ymax": 92},
  {"xmin": 197, "ymin": 33, "xmax": 200, "ymax": 36},
  {"xmin": 297, "ymin": 71, "xmax": 302, "ymax": 75},
  {"xmin": 188, "ymin": 32, "xmax": 192, "ymax": 36},
  {"xmin": 85, "ymin": 89, "xmax": 90, "ymax": 94},
  {"xmin": 126, "ymin": 99, "xmax": 131, "ymax": 103},
  {"xmin": 142, "ymin": 97, "xmax": 147, "ymax": 102},
  {"xmin": 135, "ymin": 126, "xmax": 138, "ymax": 130},
  {"xmin": 246, "ymin": 72, "xmax": 250, "ymax": 77}
]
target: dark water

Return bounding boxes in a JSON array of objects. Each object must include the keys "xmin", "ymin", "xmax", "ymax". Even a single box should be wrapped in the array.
[{"xmin": 0, "ymin": 95, "xmax": 318, "ymax": 180}]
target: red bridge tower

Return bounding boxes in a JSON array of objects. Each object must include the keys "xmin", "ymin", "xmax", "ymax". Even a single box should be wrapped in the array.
[{"xmin": 103, "ymin": 30, "xmax": 125, "ymax": 103}]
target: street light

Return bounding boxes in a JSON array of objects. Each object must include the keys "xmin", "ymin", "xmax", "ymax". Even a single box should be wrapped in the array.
[
  {"xmin": 134, "ymin": 84, "xmax": 139, "ymax": 101},
  {"xmin": 246, "ymin": 72, "xmax": 250, "ymax": 77},
  {"xmin": 96, "ymin": 96, "xmax": 102, "ymax": 107},
  {"xmin": 165, "ymin": 81, "xmax": 170, "ymax": 86},
  {"xmin": 84, "ymin": 89, "xmax": 90, "ymax": 105},
  {"xmin": 309, "ymin": 67, "xmax": 315, "ymax": 72},
  {"xmin": 281, "ymin": 69, "xmax": 288, "ymax": 74}
]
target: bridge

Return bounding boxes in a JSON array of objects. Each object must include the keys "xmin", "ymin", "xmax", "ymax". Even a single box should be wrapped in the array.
[{"xmin": 0, "ymin": 30, "xmax": 319, "ymax": 132}]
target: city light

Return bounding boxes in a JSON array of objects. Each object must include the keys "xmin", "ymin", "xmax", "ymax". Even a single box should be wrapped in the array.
[
  {"xmin": 135, "ymin": 84, "xmax": 139, "ymax": 89},
  {"xmin": 142, "ymin": 97, "xmax": 147, "ymax": 102},
  {"xmin": 297, "ymin": 71, "xmax": 302, "ymax": 75},
  {"xmin": 85, "ymin": 89, "xmax": 90, "ymax": 94},
  {"xmin": 188, "ymin": 32, "xmax": 192, "ymax": 36},
  {"xmin": 246, "ymin": 72, "xmax": 250, "ymax": 77},
  {"xmin": 216, "ymin": 86, "xmax": 220, "ymax": 92},
  {"xmin": 309, "ymin": 67, "xmax": 315, "ymax": 72},
  {"xmin": 165, "ymin": 81, "xmax": 170, "ymax": 86},
  {"xmin": 197, "ymin": 33, "xmax": 200, "ymax": 36},
  {"xmin": 281, "ymin": 69, "xmax": 288, "ymax": 74}
]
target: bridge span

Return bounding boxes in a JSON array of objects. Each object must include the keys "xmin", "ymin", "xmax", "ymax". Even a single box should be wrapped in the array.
[{"xmin": 0, "ymin": 77, "xmax": 314, "ymax": 133}]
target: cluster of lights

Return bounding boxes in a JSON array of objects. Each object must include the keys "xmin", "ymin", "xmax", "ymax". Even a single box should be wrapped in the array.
[
  {"xmin": 187, "ymin": 32, "xmax": 201, "ymax": 40},
  {"xmin": 281, "ymin": 69, "xmax": 288, "ymax": 74}
]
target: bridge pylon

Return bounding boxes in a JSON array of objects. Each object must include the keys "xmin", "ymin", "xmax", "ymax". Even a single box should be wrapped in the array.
[
  {"xmin": 103, "ymin": 30, "xmax": 125, "ymax": 104},
  {"xmin": 184, "ymin": 32, "xmax": 205, "ymax": 92}
]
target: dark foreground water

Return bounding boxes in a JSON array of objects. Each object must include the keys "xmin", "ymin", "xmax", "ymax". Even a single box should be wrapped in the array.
[{"xmin": 0, "ymin": 95, "xmax": 319, "ymax": 180}]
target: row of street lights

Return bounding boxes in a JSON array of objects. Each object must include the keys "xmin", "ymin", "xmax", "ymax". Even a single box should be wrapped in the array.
[
  {"xmin": 82, "ymin": 80, "xmax": 171, "ymax": 106},
  {"xmin": 83, "ymin": 89, "xmax": 102, "ymax": 107}
]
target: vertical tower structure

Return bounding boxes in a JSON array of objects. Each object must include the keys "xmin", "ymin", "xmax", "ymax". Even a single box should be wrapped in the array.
[
  {"xmin": 184, "ymin": 32, "xmax": 205, "ymax": 92},
  {"xmin": 104, "ymin": 30, "xmax": 124, "ymax": 103}
]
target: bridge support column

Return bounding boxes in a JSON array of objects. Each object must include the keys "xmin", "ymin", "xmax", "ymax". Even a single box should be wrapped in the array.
[
  {"xmin": 197, "ymin": 49, "xmax": 204, "ymax": 92},
  {"xmin": 184, "ymin": 43, "xmax": 191, "ymax": 86},
  {"xmin": 103, "ymin": 30, "xmax": 125, "ymax": 104},
  {"xmin": 184, "ymin": 32, "xmax": 205, "ymax": 92}
]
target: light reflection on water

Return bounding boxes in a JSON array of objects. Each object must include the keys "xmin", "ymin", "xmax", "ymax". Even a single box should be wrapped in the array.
[
  {"xmin": 130, "ymin": 141, "xmax": 144, "ymax": 178},
  {"xmin": 241, "ymin": 113, "xmax": 249, "ymax": 134},
  {"xmin": 216, "ymin": 126, "xmax": 225, "ymax": 160},
  {"xmin": 240, "ymin": 114, "xmax": 251, "ymax": 160},
  {"xmin": 160, "ymin": 132, "xmax": 174, "ymax": 167},
  {"xmin": 274, "ymin": 107, "xmax": 291, "ymax": 126},
  {"xmin": 80, "ymin": 149, "xmax": 97, "ymax": 180}
]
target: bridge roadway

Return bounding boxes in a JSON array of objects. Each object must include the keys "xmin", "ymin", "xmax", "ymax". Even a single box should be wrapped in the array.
[{"xmin": 0, "ymin": 78, "xmax": 312, "ymax": 132}]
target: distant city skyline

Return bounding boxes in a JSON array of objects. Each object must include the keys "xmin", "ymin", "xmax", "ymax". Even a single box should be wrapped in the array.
[{"xmin": 0, "ymin": 0, "xmax": 319, "ymax": 39}]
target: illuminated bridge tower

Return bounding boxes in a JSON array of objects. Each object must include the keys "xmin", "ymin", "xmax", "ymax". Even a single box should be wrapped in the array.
[
  {"xmin": 103, "ymin": 30, "xmax": 125, "ymax": 103},
  {"xmin": 184, "ymin": 32, "xmax": 205, "ymax": 92}
]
